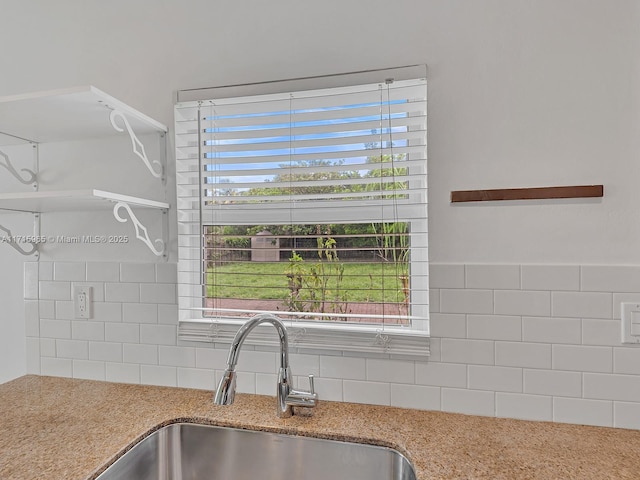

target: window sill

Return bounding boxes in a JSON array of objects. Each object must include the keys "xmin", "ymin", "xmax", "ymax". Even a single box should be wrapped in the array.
[{"xmin": 178, "ymin": 318, "xmax": 430, "ymax": 359}]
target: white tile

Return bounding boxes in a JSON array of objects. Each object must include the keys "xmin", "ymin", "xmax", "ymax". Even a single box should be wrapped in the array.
[
  {"xmin": 552, "ymin": 345, "xmax": 612, "ymax": 373},
  {"xmin": 195, "ymin": 347, "xmax": 229, "ymax": 369},
  {"xmin": 86, "ymin": 262, "xmax": 120, "ymax": 282},
  {"xmin": 495, "ymin": 342, "xmax": 551, "ymax": 369},
  {"xmin": 415, "ymin": 362, "xmax": 467, "ymax": 388},
  {"xmin": 494, "ymin": 290, "xmax": 550, "ymax": 316},
  {"xmin": 522, "ymin": 316, "xmax": 581, "ymax": 344},
  {"xmin": 289, "ymin": 353, "xmax": 320, "ymax": 377},
  {"xmin": 581, "ymin": 265, "xmax": 640, "ymax": 293},
  {"xmin": 41, "ymin": 357, "xmax": 72, "ymax": 377},
  {"xmin": 105, "ymin": 323, "xmax": 139, "ymax": 343},
  {"xmin": 159, "ymin": 346, "xmax": 195, "ymax": 367},
  {"xmin": 38, "ymin": 262, "xmax": 53, "ymax": 281},
  {"xmin": 26, "ymin": 338, "xmax": 40, "ymax": 374},
  {"xmin": 614, "ymin": 347, "xmax": 640, "ymax": 375},
  {"xmin": 106, "ymin": 363, "xmax": 140, "ymax": 384},
  {"xmin": 583, "ymin": 373, "xmax": 640, "ymax": 402},
  {"xmin": 553, "ymin": 397, "xmax": 613, "ymax": 427},
  {"xmin": 141, "ymin": 324, "xmax": 176, "ymax": 345},
  {"xmin": 39, "ymin": 281, "xmax": 71, "ymax": 300},
  {"xmin": 256, "ymin": 373, "xmax": 278, "ymax": 396},
  {"xmin": 177, "ymin": 368, "xmax": 214, "ymax": 390},
  {"xmin": 141, "ymin": 365, "xmax": 177, "ymax": 387},
  {"xmin": 391, "ymin": 384, "xmax": 440, "ymax": 410},
  {"xmin": 312, "ymin": 377, "xmax": 343, "ymax": 401},
  {"xmin": 293, "ymin": 374, "xmax": 317, "ymax": 392},
  {"xmin": 89, "ymin": 342, "xmax": 122, "ymax": 362},
  {"xmin": 158, "ymin": 304, "xmax": 178, "ymax": 325},
  {"xmin": 120, "ymin": 263, "xmax": 156, "ymax": 283},
  {"xmin": 320, "ymin": 356, "xmax": 366, "ymax": 380},
  {"xmin": 343, "ymin": 380, "xmax": 390, "ymax": 406},
  {"xmin": 73, "ymin": 360, "xmax": 105, "ymax": 381},
  {"xmin": 429, "ymin": 313, "xmax": 466, "ymax": 338},
  {"xmin": 496, "ymin": 393, "xmax": 552, "ymax": 421},
  {"xmin": 56, "ymin": 339, "xmax": 88, "ymax": 359},
  {"xmin": 123, "ymin": 303, "xmax": 157, "ymax": 324},
  {"xmin": 465, "ymin": 265, "xmax": 520, "ymax": 290},
  {"xmin": 468, "ymin": 365, "xmax": 522, "ymax": 393},
  {"xmin": 440, "ymin": 339, "xmax": 494, "ymax": 365},
  {"xmin": 93, "ymin": 302, "xmax": 122, "ymax": 323},
  {"xmin": 54, "ymin": 262, "xmax": 86, "ymax": 281},
  {"xmin": 39, "ymin": 300, "xmax": 55, "ymax": 319},
  {"xmin": 582, "ymin": 319, "xmax": 621, "ymax": 346},
  {"xmin": 140, "ymin": 283, "xmax": 176, "ymax": 304},
  {"xmin": 24, "ymin": 262, "xmax": 39, "ymax": 299},
  {"xmin": 24, "ymin": 300, "xmax": 39, "ymax": 337},
  {"xmin": 40, "ymin": 338, "xmax": 56, "ymax": 357},
  {"xmin": 72, "ymin": 321, "xmax": 104, "ymax": 341},
  {"xmin": 523, "ymin": 369, "xmax": 581, "ymax": 397},
  {"xmin": 521, "ymin": 265, "xmax": 580, "ymax": 291},
  {"xmin": 429, "ymin": 264, "xmax": 464, "ymax": 288},
  {"xmin": 366, "ymin": 358, "xmax": 414, "ymax": 384},
  {"xmin": 614, "ymin": 402, "xmax": 640, "ymax": 429},
  {"xmin": 156, "ymin": 263, "xmax": 178, "ymax": 283},
  {"xmin": 440, "ymin": 289, "xmax": 493, "ymax": 314},
  {"xmin": 552, "ymin": 292, "xmax": 612, "ymax": 319},
  {"xmin": 235, "ymin": 350, "xmax": 277, "ymax": 374},
  {"xmin": 40, "ymin": 319, "xmax": 71, "ymax": 339},
  {"xmin": 441, "ymin": 388, "xmax": 494, "ymax": 416},
  {"xmin": 123, "ymin": 344, "xmax": 158, "ymax": 365},
  {"xmin": 467, "ymin": 315, "xmax": 521, "ymax": 341},
  {"xmin": 105, "ymin": 283, "xmax": 140, "ymax": 303},
  {"xmin": 234, "ymin": 371, "xmax": 256, "ymax": 394},
  {"xmin": 54, "ymin": 301, "xmax": 75, "ymax": 320}
]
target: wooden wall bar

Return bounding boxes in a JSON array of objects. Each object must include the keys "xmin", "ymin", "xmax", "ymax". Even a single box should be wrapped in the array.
[{"xmin": 450, "ymin": 185, "xmax": 604, "ymax": 203}]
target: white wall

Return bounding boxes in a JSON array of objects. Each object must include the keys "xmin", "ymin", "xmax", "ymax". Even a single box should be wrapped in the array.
[
  {"xmin": 0, "ymin": 212, "xmax": 31, "ymax": 383},
  {"xmin": 1, "ymin": 0, "xmax": 637, "ymax": 263},
  {"xmin": 2, "ymin": 0, "xmax": 640, "ymax": 427}
]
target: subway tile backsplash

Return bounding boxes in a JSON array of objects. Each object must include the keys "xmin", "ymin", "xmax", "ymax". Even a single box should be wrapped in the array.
[{"xmin": 24, "ymin": 261, "xmax": 640, "ymax": 430}]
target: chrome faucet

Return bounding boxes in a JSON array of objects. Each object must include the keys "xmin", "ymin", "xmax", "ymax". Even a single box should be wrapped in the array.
[{"xmin": 214, "ymin": 313, "xmax": 318, "ymax": 418}]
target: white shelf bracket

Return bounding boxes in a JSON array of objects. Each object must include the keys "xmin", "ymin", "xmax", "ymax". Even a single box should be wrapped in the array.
[
  {"xmin": 109, "ymin": 109, "xmax": 163, "ymax": 179},
  {"xmin": 113, "ymin": 201, "xmax": 165, "ymax": 257},
  {"xmin": 0, "ymin": 149, "xmax": 37, "ymax": 185},
  {"xmin": 0, "ymin": 223, "xmax": 38, "ymax": 256}
]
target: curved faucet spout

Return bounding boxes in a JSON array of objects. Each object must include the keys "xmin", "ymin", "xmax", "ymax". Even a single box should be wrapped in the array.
[
  {"xmin": 214, "ymin": 313, "xmax": 295, "ymax": 417},
  {"xmin": 225, "ymin": 313, "xmax": 289, "ymax": 371}
]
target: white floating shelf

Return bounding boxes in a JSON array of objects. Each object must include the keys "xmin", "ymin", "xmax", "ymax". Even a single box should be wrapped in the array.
[
  {"xmin": 0, "ymin": 86, "xmax": 167, "ymax": 144},
  {"xmin": 0, "ymin": 189, "xmax": 169, "ymax": 213}
]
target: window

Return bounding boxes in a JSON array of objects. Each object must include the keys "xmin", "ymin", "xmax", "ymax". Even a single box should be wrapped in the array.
[{"xmin": 175, "ymin": 68, "xmax": 429, "ymax": 357}]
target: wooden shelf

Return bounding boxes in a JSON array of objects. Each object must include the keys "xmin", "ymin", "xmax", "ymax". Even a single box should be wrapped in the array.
[
  {"xmin": 451, "ymin": 185, "xmax": 604, "ymax": 203},
  {"xmin": 0, "ymin": 189, "xmax": 169, "ymax": 213}
]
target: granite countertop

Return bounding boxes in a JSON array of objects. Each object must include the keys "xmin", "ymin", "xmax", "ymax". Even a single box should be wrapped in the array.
[{"xmin": 1, "ymin": 375, "xmax": 640, "ymax": 479}]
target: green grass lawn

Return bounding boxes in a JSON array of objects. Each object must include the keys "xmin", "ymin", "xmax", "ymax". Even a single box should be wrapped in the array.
[{"xmin": 206, "ymin": 261, "xmax": 407, "ymax": 304}]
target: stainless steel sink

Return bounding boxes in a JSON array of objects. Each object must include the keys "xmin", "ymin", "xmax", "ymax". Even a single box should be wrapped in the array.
[{"xmin": 95, "ymin": 422, "xmax": 416, "ymax": 480}]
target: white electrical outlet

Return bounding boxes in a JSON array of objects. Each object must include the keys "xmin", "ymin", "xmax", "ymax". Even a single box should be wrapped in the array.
[
  {"xmin": 621, "ymin": 303, "xmax": 640, "ymax": 345},
  {"xmin": 74, "ymin": 286, "xmax": 92, "ymax": 319}
]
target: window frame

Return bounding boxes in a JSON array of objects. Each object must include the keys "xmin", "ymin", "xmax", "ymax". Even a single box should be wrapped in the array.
[{"xmin": 175, "ymin": 67, "xmax": 430, "ymax": 359}]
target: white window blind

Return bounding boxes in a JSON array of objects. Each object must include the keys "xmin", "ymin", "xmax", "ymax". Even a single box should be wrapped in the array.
[{"xmin": 175, "ymin": 76, "xmax": 429, "ymax": 357}]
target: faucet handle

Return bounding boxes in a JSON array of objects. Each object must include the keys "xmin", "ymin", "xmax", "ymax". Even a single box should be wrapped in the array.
[
  {"xmin": 286, "ymin": 374, "xmax": 319, "ymax": 416},
  {"xmin": 285, "ymin": 374, "xmax": 319, "ymax": 412}
]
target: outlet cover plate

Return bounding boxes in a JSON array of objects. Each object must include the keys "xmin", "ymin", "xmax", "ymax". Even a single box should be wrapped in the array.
[
  {"xmin": 73, "ymin": 286, "xmax": 92, "ymax": 319},
  {"xmin": 621, "ymin": 302, "xmax": 640, "ymax": 345}
]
